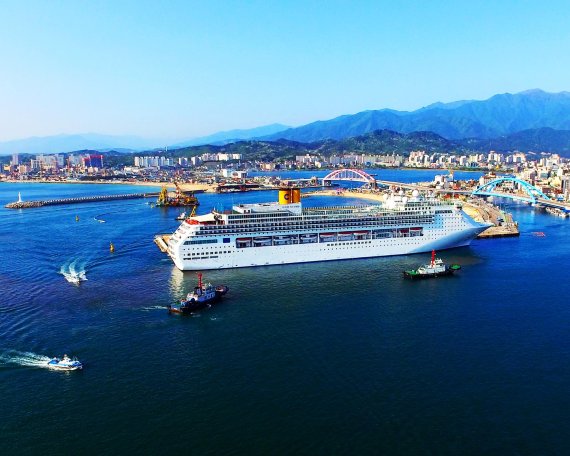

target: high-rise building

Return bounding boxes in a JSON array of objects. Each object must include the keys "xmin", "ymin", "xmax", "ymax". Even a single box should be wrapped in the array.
[{"xmin": 84, "ymin": 154, "xmax": 104, "ymax": 169}]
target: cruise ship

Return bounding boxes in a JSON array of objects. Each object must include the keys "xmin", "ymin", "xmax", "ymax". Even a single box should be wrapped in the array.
[{"xmin": 164, "ymin": 188, "xmax": 490, "ymax": 271}]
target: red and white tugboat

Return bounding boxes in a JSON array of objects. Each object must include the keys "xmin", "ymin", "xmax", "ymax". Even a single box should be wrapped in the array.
[
  {"xmin": 168, "ymin": 273, "xmax": 229, "ymax": 314},
  {"xmin": 403, "ymin": 250, "xmax": 461, "ymax": 279}
]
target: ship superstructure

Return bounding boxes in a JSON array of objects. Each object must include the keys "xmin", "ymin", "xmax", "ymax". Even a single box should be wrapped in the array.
[{"xmin": 165, "ymin": 188, "xmax": 490, "ymax": 271}]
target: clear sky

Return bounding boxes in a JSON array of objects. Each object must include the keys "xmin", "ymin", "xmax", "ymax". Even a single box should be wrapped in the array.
[{"xmin": 1, "ymin": 0, "xmax": 570, "ymax": 141}]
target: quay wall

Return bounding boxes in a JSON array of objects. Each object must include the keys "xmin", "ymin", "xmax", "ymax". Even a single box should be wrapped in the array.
[{"xmin": 5, "ymin": 192, "xmax": 159, "ymax": 209}]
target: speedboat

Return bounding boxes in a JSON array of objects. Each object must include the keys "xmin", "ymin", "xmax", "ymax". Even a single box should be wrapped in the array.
[
  {"xmin": 47, "ymin": 354, "xmax": 83, "ymax": 371},
  {"xmin": 64, "ymin": 272, "xmax": 86, "ymax": 284},
  {"xmin": 64, "ymin": 273, "xmax": 81, "ymax": 284}
]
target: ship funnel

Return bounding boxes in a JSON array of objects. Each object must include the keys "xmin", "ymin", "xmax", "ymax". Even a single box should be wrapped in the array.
[{"xmin": 278, "ymin": 187, "xmax": 301, "ymax": 205}]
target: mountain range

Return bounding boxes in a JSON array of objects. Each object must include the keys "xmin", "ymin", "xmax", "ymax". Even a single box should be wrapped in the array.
[
  {"xmin": 0, "ymin": 124, "xmax": 289, "ymax": 156},
  {"xmin": 169, "ymin": 123, "xmax": 289, "ymax": 148},
  {"xmin": 3, "ymin": 89, "xmax": 570, "ymax": 155},
  {"xmin": 262, "ymin": 89, "xmax": 570, "ymax": 142},
  {"xmin": 0, "ymin": 133, "xmax": 162, "ymax": 156},
  {"xmin": 151, "ymin": 127, "xmax": 570, "ymax": 161}
]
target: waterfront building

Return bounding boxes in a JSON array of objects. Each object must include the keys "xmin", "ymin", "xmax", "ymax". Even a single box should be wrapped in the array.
[{"xmin": 221, "ymin": 169, "xmax": 247, "ymax": 179}]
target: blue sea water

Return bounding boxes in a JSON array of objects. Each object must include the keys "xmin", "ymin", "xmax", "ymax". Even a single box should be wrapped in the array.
[{"xmin": 1, "ymin": 173, "xmax": 570, "ymax": 455}]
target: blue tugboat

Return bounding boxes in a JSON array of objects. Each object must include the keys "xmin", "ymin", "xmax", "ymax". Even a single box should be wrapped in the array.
[{"xmin": 168, "ymin": 273, "xmax": 229, "ymax": 314}]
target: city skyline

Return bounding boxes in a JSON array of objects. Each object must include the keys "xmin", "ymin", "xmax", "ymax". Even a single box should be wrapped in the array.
[{"xmin": 2, "ymin": 0, "xmax": 570, "ymax": 142}]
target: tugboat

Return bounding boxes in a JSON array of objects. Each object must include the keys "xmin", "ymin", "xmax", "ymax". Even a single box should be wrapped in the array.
[
  {"xmin": 47, "ymin": 354, "xmax": 83, "ymax": 371},
  {"xmin": 168, "ymin": 273, "xmax": 229, "ymax": 314},
  {"xmin": 403, "ymin": 250, "xmax": 461, "ymax": 279}
]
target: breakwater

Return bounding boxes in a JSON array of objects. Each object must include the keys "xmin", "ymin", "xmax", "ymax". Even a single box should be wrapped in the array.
[{"xmin": 5, "ymin": 192, "xmax": 159, "ymax": 209}]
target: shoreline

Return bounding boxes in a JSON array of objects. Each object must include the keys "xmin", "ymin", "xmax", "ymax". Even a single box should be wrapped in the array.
[{"xmin": 0, "ymin": 179, "xmax": 214, "ymax": 192}]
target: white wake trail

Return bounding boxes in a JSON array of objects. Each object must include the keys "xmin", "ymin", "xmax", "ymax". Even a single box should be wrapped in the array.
[
  {"xmin": 59, "ymin": 258, "xmax": 87, "ymax": 283},
  {"xmin": 0, "ymin": 350, "xmax": 52, "ymax": 368}
]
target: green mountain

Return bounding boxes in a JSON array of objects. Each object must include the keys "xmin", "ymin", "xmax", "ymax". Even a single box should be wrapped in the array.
[
  {"xmin": 155, "ymin": 130, "xmax": 465, "ymax": 161},
  {"xmin": 461, "ymin": 127, "xmax": 570, "ymax": 154},
  {"xmin": 161, "ymin": 127, "xmax": 570, "ymax": 160},
  {"xmin": 262, "ymin": 89, "xmax": 570, "ymax": 142}
]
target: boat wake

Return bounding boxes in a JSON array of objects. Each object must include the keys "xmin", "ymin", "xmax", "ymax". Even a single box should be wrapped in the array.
[
  {"xmin": 140, "ymin": 305, "xmax": 168, "ymax": 312},
  {"xmin": 94, "ymin": 210, "xmax": 118, "ymax": 223},
  {"xmin": 0, "ymin": 350, "xmax": 52, "ymax": 369},
  {"xmin": 60, "ymin": 259, "xmax": 88, "ymax": 284}
]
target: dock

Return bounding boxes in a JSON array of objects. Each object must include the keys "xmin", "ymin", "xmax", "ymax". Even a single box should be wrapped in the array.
[
  {"xmin": 5, "ymin": 192, "xmax": 159, "ymax": 209},
  {"xmin": 463, "ymin": 200, "xmax": 520, "ymax": 238}
]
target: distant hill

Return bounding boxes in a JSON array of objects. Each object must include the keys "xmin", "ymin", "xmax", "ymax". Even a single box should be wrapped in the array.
[
  {"xmin": 0, "ymin": 133, "xmax": 164, "ymax": 156},
  {"xmin": 153, "ymin": 129, "xmax": 465, "ymax": 162},
  {"xmin": 5, "ymin": 89, "xmax": 570, "ymax": 157},
  {"xmin": 0, "ymin": 124, "xmax": 290, "ymax": 156},
  {"xmin": 169, "ymin": 123, "xmax": 290, "ymax": 148},
  {"xmin": 460, "ymin": 127, "xmax": 570, "ymax": 154},
  {"xmin": 155, "ymin": 127, "xmax": 570, "ymax": 161},
  {"xmin": 262, "ymin": 89, "xmax": 570, "ymax": 142},
  {"xmin": 7, "ymin": 126, "xmax": 570, "ymax": 166}
]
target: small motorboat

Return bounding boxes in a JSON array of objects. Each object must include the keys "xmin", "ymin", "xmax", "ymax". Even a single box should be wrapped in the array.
[
  {"xmin": 403, "ymin": 250, "xmax": 461, "ymax": 279},
  {"xmin": 66, "ymin": 274, "xmax": 81, "ymax": 285},
  {"xmin": 64, "ymin": 272, "xmax": 86, "ymax": 285},
  {"xmin": 47, "ymin": 354, "xmax": 83, "ymax": 371},
  {"xmin": 168, "ymin": 273, "xmax": 229, "ymax": 314},
  {"xmin": 175, "ymin": 211, "xmax": 187, "ymax": 220}
]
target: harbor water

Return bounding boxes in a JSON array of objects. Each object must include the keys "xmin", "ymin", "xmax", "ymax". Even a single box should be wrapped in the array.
[{"xmin": 1, "ymin": 171, "xmax": 570, "ymax": 455}]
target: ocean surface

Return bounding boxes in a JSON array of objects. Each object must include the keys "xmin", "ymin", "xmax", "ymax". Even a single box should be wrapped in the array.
[{"xmin": 1, "ymin": 170, "xmax": 570, "ymax": 455}]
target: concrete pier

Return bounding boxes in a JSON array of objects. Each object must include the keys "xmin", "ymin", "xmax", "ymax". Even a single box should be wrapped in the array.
[
  {"xmin": 463, "ymin": 200, "xmax": 520, "ymax": 238},
  {"xmin": 5, "ymin": 192, "xmax": 159, "ymax": 209}
]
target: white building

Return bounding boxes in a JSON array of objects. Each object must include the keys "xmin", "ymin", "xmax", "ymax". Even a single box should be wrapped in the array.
[{"xmin": 221, "ymin": 169, "xmax": 247, "ymax": 179}]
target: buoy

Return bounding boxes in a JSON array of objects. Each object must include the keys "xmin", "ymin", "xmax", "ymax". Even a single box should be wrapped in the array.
[
  {"xmin": 75, "ymin": 215, "xmax": 79, "ymax": 222},
  {"xmin": 110, "ymin": 242, "xmax": 115, "ymax": 253}
]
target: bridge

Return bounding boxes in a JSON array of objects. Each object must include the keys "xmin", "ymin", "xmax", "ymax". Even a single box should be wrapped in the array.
[
  {"xmin": 321, "ymin": 169, "xmax": 473, "ymax": 194},
  {"xmin": 472, "ymin": 177, "xmax": 570, "ymax": 211},
  {"xmin": 472, "ymin": 177, "xmax": 550, "ymax": 203},
  {"xmin": 320, "ymin": 171, "xmax": 570, "ymax": 211},
  {"xmin": 322, "ymin": 169, "xmax": 377, "ymax": 187}
]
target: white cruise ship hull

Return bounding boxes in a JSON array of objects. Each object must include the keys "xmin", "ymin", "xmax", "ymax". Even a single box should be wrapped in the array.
[
  {"xmin": 164, "ymin": 190, "xmax": 491, "ymax": 271},
  {"xmin": 169, "ymin": 223, "xmax": 488, "ymax": 271}
]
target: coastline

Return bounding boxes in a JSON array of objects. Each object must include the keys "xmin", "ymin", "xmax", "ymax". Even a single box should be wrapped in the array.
[{"xmin": 0, "ymin": 179, "xmax": 214, "ymax": 192}]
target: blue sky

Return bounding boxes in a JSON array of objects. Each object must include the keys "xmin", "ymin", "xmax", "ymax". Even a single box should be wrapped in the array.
[{"xmin": 1, "ymin": 0, "xmax": 569, "ymax": 141}]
